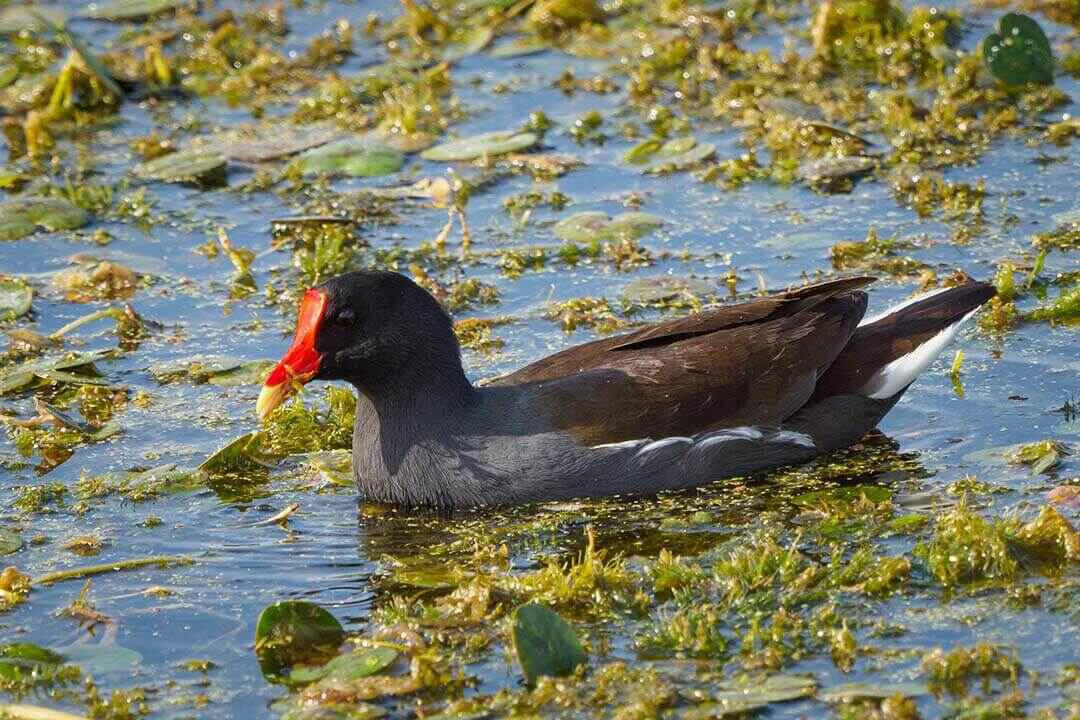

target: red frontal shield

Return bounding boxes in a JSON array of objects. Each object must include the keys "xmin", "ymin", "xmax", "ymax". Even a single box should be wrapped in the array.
[{"xmin": 256, "ymin": 288, "xmax": 328, "ymax": 420}]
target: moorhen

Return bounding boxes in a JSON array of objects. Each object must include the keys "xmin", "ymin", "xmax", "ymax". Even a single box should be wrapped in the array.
[{"xmin": 256, "ymin": 271, "xmax": 994, "ymax": 508}]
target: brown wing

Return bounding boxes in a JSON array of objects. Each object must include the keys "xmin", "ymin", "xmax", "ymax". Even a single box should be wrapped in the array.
[{"xmin": 496, "ymin": 277, "xmax": 874, "ymax": 445}]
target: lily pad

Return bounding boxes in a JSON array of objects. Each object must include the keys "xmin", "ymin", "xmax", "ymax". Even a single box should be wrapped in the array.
[
  {"xmin": 149, "ymin": 357, "xmax": 274, "ymax": 386},
  {"xmin": 489, "ymin": 36, "xmax": 550, "ymax": 59},
  {"xmin": 512, "ymin": 603, "xmax": 586, "ymax": 687},
  {"xmin": 134, "ymin": 150, "xmax": 227, "ymax": 186},
  {"xmin": 0, "ymin": 277, "xmax": 32, "ymax": 320},
  {"xmin": 0, "ymin": 197, "xmax": 90, "ymax": 241},
  {"xmin": 0, "ymin": 350, "xmax": 111, "ymax": 396},
  {"xmin": 0, "ymin": 6, "xmax": 67, "ymax": 34},
  {"xmin": 553, "ymin": 211, "xmax": 663, "ymax": 243},
  {"xmin": 82, "ymin": 0, "xmax": 186, "ymax": 21},
  {"xmin": 198, "ymin": 432, "xmax": 274, "ymax": 475},
  {"xmin": 622, "ymin": 276, "xmax": 712, "ymax": 307},
  {"xmin": 0, "ymin": 529, "xmax": 23, "ymax": 556},
  {"xmin": 687, "ymin": 674, "xmax": 817, "ymax": 716},
  {"xmin": 294, "ymin": 138, "xmax": 404, "ymax": 178},
  {"xmin": 798, "ymin": 156, "xmax": 876, "ymax": 192},
  {"xmin": 421, "ymin": 131, "xmax": 538, "ymax": 162},
  {"xmin": 0, "ymin": 643, "xmax": 65, "ymax": 681},
  {"xmin": 442, "ymin": 25, "xmax": 495, "ymax": 63},
  {"xmin": 983, "ymin": 13, "xmax": 1053, "ymax": 86},
  {"xmin": 255, "ymin": 600, "xmax": 345, "ymax": 683},
  {"xmin": 820, "ymin": 681, "xmax": 929, "ymax": 703},
  {"xmin": 289, "ymin": 647, "xmax": 398, "ymax": 686},
  {"xmin": 211, "ymin": 122, "xmax": 342, "ymax": 163},
  {"xmin": 642, "ymin": 137, "xmax": 716, "ymax": 173}
]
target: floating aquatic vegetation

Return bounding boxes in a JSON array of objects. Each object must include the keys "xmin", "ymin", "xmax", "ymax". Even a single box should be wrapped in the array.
[
  {"xmin": 545, "ymin": 297, "xmax": 623, "ymax": 333},
  {"xmin": 0, "ymin": 197, "xmax": 90, "ymax": 241},
  {"xmin": 830, "ymin": 228, "xmax": 924, "ymax": 277},
  {"xmin": 0, "ymin": 278, "xmax": 31, "ymax": 321},
  {"xmin": 553, "ymin": 211, "xmax": 662, "ymax": 243},
  {"xmin": 983, "ymin": 13, "xmax": 1054, "ymax": 87},
  {"xmin": 52, "ymin": 259, "xmax": 139, "ymax": 302},
  {"xmin": 255, "ymin": 600, "xmax": 345, "ymax": 684},
  {"xmin": 1026, "ymin": 284, "xmax": 1080, "ymax": 325},
  {"xmin": 818, "ymin": 681, "xmax": 928, "ymax": 703},
  {"xmin": 292, "ymin": 138, "xmax": 405, "ymax": 178},
  {"xmin": 512, "ymin": 603, "xmax": 586, "ymax": 687},
  {"xmin": 149, "ymin": 356, "xmax": 273, "ymax": 386},
  {"xmin": 636, "ymin": 603, "xmax": 727, "ymax": 659},
  {"xmin": 454, "ymin": 317, "xmax": 512, "ymax": 354},
  {"xmin": 0, "ymin": 7, "xmax": 66, "ymax": 35},
  {"xmin": 420, "ymin": 130, "xmax": 538, "ymax": 162},
  {"xmin": 923, "ymin": 643, "xmax": 1021, "ymax": 696},
  {"xmin": 641, "ymin": 137, "xmax": 716, "ymax": 174},
  {"xmin": 0, "ymin": 350, "xmax": 112, "ymax": 396},
  {"xmin": 916, "ymin": 502, "xmax": 1080, "ymax": 587},
  {"xmin": 133, "ymin": 149, "xmax": 227, "ymax": 187},
  {"xmin": 798, "ymin": 156, "xmax": 876, "ymax": 194},
  {"xmin": 81, "ymin": 0, "xmax": 189, "ymax": 22},
  {"xmin": 0, "ymin": 530, "xmax": 21, "ymax": 557},
  {"xmin": 621, "ymin": 276, "xmax": 711, "ymax": 312},
  {"xmin": 1008, "ymin": 439, "xmax": 1070, "ymax": 474}
]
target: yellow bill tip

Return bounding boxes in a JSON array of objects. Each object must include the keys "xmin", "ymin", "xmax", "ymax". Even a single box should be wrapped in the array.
[{"xmin": 256, "ymin": 383, "xmax": 290, "ymax": 421}]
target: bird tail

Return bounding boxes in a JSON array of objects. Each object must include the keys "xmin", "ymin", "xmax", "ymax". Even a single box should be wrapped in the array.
[
  {"xmin": 811, "ymin": 281, "xmax": 996, "ymax": 401},
  {"xmin": 785, "ymin": 281, "xmax": 995, "ymax": 451}
]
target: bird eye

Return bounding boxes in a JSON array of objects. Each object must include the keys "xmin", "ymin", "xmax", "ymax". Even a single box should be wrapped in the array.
[{"xmin": 332, "ymin": 308, "xmax": 356, "ymax": 326}]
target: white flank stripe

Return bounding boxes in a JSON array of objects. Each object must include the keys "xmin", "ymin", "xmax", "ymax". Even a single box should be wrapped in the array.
[
  {"xmin": 773, "ymin": 430, "xmax": 816, "ymax": 448},
  {"xmin": 860, "ymin": 307, "xmax": 980, "ymax": 399},
  {"xmin": 591, "ymin": 439, "xmax": 646, "ymax": 450}
]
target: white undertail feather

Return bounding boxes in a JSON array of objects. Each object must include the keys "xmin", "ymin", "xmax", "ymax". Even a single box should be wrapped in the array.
[{"xmin": 859, "ymin": 297, "xmax": 981, "ymax": 400}]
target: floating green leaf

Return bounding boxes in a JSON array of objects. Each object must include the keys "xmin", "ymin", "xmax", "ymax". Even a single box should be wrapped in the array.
[
  {"xmin": 798, "ymin": 156, "xmax": 876, "ymax": 192},
  {"xmin": 553, "ymin": 211, "xmax": 663, "ymax": 243},
  {"xmin": 622, "ymin": 276, "xmax": 711, "ymax": 308},
  {"xmin": 983, "ymin": 13, "xmax": 1054, "ymax": 86},
  {"xmin": 0, "ymin": 643, "xmax": 65, "ymax": 681},
  {"xmin": 686, "ymin": 674, "xmax": 816, "ymax": 717},
  {"xmin": 0, "ymin": 277, "xmax": 32, "ymax": 320},
  {"xmin": 82, "ymin": 0, "xmax": 186, "ymax": 21},
  {"xmin": 489, "ymin": 36, "xmax": 549, "ymax": 59},
  {"xmin": 0, "ymin": 350, "xmax": 111, "ymax": 396},
  {"xmin": 197, "ymin": 432, "xmax": 274, "ymax": 476},
  {"xmin": 255, "ymin": 600, "xmax": 345, "ymax": 683},
  {"xmin": 134, "ymin": 150, "xmax": 227, "ymax": 186},
  {"xmin": 0, "ymin": 197, "xmax": 90, "ymax": 241},
  {"xmin": 642, "ymin": 137, "xmax": 716, "ymax": 174},
  {"xmin": 294, "ymin": 138, "xmax": 404, "ymax": 178},
  {"xmin": 0, "ymin": 529, "xmax": 23, "ymax": 556},
  {"xmin": 421, "ymin": 131, "xmax": 538, "ymax": 162},
  {"xmin": 288, "ymin": 647, "xmax": 398, "ymax": 686},
  {"xmin": 820, "ymin": 681, "xmax": 929, "ymax": 703},
  {"xmin": 0, "ymin": 7, "xmax": 66, "ymax": 34},
  {"xmin": 149, "ymin": 357, "xmax": 274, "ymax": 386},
  {"xmin": 512, "ymin": 603, "xmax": 586, "ymax": 687}
]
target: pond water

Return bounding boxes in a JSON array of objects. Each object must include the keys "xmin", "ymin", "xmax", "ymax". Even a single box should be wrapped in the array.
[{"xmin": 0, "ymin": 0, "xmax": 1078, "ymax": 718}]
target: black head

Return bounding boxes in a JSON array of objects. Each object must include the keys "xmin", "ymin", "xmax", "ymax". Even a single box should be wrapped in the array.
[
  {"xmin": 315, "ymin": 271, "xmax": 463, "ymax": 384},
  {"xmin": 257, "ymin": 271, "xmax": 467, "ymax": 419}
]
